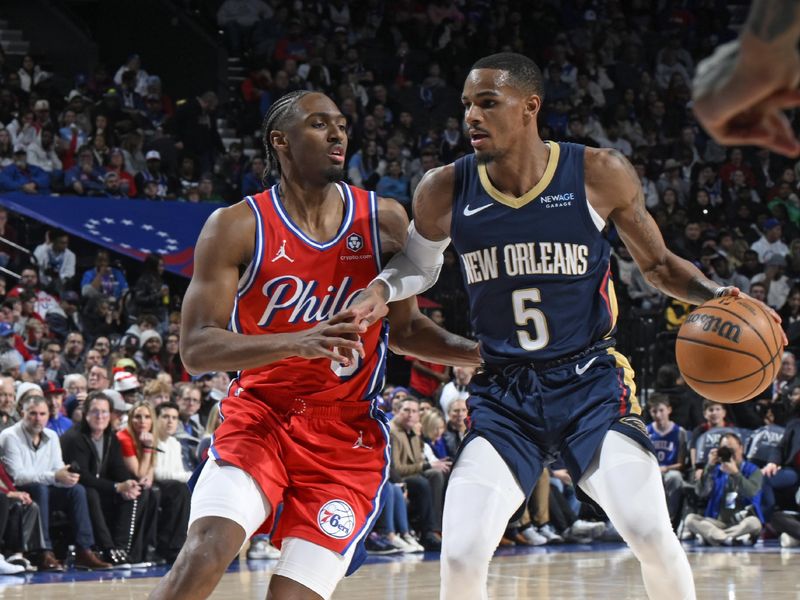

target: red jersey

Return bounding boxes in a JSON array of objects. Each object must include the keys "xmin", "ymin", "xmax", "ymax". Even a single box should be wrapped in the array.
[{"xmin": 229, "ymin": 183, "xmax": 387, "ymax": 404}]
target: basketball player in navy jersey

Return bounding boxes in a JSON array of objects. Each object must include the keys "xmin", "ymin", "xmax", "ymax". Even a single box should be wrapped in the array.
[
  {"xmin": 351, "ymin": 53, "xmax": 786, "ymax": 600},
  {"xmin": 148, "ymin": 90, "xmax": 479, "ymax": 600}
]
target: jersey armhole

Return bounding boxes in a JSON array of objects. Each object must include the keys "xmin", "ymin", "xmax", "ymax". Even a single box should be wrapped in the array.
[
  {"xmin": 450, "ymin": 157, "xmax": 466, "ymax": 241},
  {"xmin": 237, "ymin": 194, "xmax": 266, "ymax": 297}
]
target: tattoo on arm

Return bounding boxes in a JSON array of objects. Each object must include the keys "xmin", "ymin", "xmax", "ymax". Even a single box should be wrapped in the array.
[
  {"xmin": 686, "ymin": 275, "xmax": 716, "ymax": 305},
  {"xmin": 631, "ymin": 194, "xmax": 660, "ymax": 254},
  {"xmin": 748, "ymin": 0, "xmax": 799, "ymax": 41}
]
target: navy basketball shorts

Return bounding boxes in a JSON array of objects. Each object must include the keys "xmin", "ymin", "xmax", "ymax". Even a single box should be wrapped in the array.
[{"xmin": 462, "ymin": 346, "xmax": 655, "ymax": 506}]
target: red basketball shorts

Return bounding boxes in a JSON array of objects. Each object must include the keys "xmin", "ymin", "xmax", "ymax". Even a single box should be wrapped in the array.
[{"xmin": 207, "ymin": 388, "xmax": 390, "ymax": 555}]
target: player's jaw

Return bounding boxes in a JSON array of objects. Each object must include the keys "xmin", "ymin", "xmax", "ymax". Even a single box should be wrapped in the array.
[{"xmin": 324, "ymin": 142, "xmax": 346, "ymax": 181}]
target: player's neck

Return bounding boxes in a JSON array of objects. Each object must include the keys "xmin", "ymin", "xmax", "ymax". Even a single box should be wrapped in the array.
[
  {"xmin": 277, "ymin": 178, "xmax": 343, "ymax": 238},
  {"xmin": 483, "ymin": 135, "xmax": 550, "ymax": 198}
]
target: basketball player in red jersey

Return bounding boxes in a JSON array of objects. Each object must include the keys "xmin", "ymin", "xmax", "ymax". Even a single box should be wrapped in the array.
[{"xmin": 148, "ymin": 91, "xmax": 480, "ymax": 600}]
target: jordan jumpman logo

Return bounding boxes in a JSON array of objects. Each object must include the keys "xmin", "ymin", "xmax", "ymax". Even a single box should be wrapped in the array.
[
  {"xmin": 352, "ymin": 431, "xmax": 373, "ymax": 449},
  {"xmin": 271, "ymin": 240, "xmax": 294, "ymax": 262}
]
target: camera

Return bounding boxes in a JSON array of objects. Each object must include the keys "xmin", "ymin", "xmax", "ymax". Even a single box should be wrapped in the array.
[
  {"xmin": 67, "ymin": 461, "xmax": 81, "ymax": 474},
  {"xmin": 717, "ymin": 446, "xmax": 734, "ymax": 463}
]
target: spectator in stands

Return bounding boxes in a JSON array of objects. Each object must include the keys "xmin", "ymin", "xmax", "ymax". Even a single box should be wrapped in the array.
[
  {"xmin": 241, "ymin": 156, "xmax": 267, "ymax": 196},
  {"xmin": 60, "ymin": 391, "xmax": 146, "ymax": 566},
  {"xmin": 32, "ymin": 229, "xmax": 76, "ymax": 293},
  {"xmin": 87, "ymin": 364, "xmax": 110, "ymax": 393},
  {"xmin": 17, "ymin": 55, "xmax": 50, "ymax": 93},
  {"xmin": 0, "ymin": 454, "xmax": 47, "ymax": 573},
  {"xmin": 443, "ymin": 400, "xmax": 467, "ymax": 458},
  {"xmin": 376, "ymin": 160, "xmax": 410, "ymax": 207},
  {"xmin": 389, "ymin": 397, "xmax": 447, "ymax": 551},
  {"xmin": 116, "ymin": 400, "xmax": 155, "ymax": 488},
  {"xmin": 438, "ymin": 365, "xmax": 473, "ymax": 416},
  {"xmin": 0, "ymin": 148, "xmax": 49, "ymax": 194},
  {"xmin": 80, "ymin": 250, "xmax": 129, "ymax": 302},
  {"xmin": 175, "ymin": 383, "xmax": 202, "ymax": 470},
  {"xmin": 25, "ymin": 127, "xmax": 61, "ymax": 177},
  {"xmin": 171, "ymin": 91, "xmax": 223, "ymax": 173},
  {"xmin": 347, "ymin": 139, "xmax": 384, "ymax": 189},
  {"xmin": 760, "ymin": 393, "xmax": 800, "ymax": 520},
  {"xmin": 217, "ymin": 0, "xmax": 273, "ymax": 57},
  {"xmin": 0, "ymin": 394, "xmax": 111, "ymax": 569},
  {"xmin": 691, "ymin": 400, "xmax": 732, "ymax": 481},
  {"xmin": 105, "ymin": 147, "xmax": 136, "ymax": 197},
  {"xmin": 0, "ymin": 376, "xmax": 18, "ymax": 431},
  {"xmin": 134, "ymin": 330, "xmax": 163, "ymax": 379},
  {"xmin": 0, "ymin": 128, "xmax": 13, "ymax": 168},
  {"xmin": 44, "ymin": 381, "xmax": 71, "ymax": 437},
  {"xmin": 751, "ymin": 218, "xmax": 789, "ymax": 263},
  {"xmin": 152, "ymin": 401, "xmax": 191, "ymax": 562},
  {"xmin": 751, "ymin": 254, "xmax": 792, "ymax": 310},
  {"xmin": 709, "ymin": 254, "xmax": 750, "ymax": 294},
  {"xmin": 45, "ymin": 291, "xmax": 82, "ymax": 343},
  {"xmin": 64, "ymin": 146, "xmax": 105, "ymax": 196},
  {"xmin": 647, "ymin": 395, "xmax": 687, "ymax": 527},
  {"xmin": 163, "ymin": 333, "xmax": 188, "ymax": 383},
  {"xmin": 421, "ymin": 410, "xmax": 448, "ymax": 461},
  {"xmin": 685, "ymin": 433, "xmax": 764, "ymax": 546},
  {"xmin": 135, "ymin": 150, "xmax": 177, "ymax": 199},
  {"xmin": 58, "ymin": 332, "xmax": 85, "ymax": 378}
]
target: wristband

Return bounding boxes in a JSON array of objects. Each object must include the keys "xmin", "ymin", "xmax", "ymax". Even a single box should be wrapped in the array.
[{"xmin": 713, "ymin": 287, "xmax": 727, "ymax": 298}]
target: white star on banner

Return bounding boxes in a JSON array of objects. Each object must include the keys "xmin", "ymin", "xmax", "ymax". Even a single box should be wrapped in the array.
[
  {"xmin": 157, "ymin": 231, "xmax": 168, "ymax": 238},
  {"xmin": 88, "ymin": 219, "xmax": 100, "ymax": 225},
  {"xmin": 139, "ymin": 248, "xmax": 151, "ymax": 253},
  {"xmin": 103, "ymin": 217, "xmax": 115, "ymax": 224},
  {"xmin": 166, "ymin": 245, "xmax": 178, "ymax": 251},
  {"xmin": 84, "ymin": 222, "xmax": 96, "ymax": 229},
  {"xmin": 120, "ymin": 243, "xmax": 131, "ymax": 249},
  {"xmin": 141, "ymin": 224, "xmax": 154, "ymax": 231},
  {"xmin": 167, "ymin": 238, "xmax": 177, "ymax": 244},
  {"xmin": 102, "ymin": 237, "xmax": 113, "ymax": 242},
  {"xmin": 122, "ymin": 219, "xmax": 134, "ymax": 226}
]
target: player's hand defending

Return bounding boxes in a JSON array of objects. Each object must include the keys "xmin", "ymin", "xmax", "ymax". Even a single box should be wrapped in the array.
[
  {"xmin": 348, "ymin": 282, "xmax": 390, "ymax": 329},
  {"xmin": 716, "ymin": 286, "xmax": 788, "ymax": 346},
  {"xmin": 294, "ymin": 309, "xmax": 366, "ymax": 365},
  {"xmin": 692, "ymin": 40, "xmax": 800, "ymax": 157}
]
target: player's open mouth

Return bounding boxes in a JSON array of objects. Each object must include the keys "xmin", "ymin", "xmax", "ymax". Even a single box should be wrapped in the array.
[
  {"xmin": 470, "ymin": 132, "xmax": 489, "ymax": 148},
  {"xmin": 328, "ymin": 146, "xmax": 345, "ymax": 163}
]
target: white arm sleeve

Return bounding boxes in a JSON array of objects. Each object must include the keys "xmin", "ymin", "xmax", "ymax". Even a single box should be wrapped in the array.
[{"xmin": 372, "ymin": 221, "xmax": 450, "ymax": 302}]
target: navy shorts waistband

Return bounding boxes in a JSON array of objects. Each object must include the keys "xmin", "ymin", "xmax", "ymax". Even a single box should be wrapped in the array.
[{"xmin": 484, "ymin": 338, "xmax": 616, "ymax": 374}]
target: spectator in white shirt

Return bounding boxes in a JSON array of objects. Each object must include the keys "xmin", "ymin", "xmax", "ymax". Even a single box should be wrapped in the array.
[
  {"xmin": 26, "ymin": 128, "xmax": 62, "ymax": 174},
  {"xmin": 751, "ymin": 218, "xmax": 790, "ymax": 263},
  {"xmin": 32, "ymin": 230, "xmax": 76, "ymax": 291},
  {"xmin": 439, "ymin": 366, "xmax": 475, "ymax": 416},
  {"xmin": 153, "ymin": 401, "xmax": 191, "ymax": 563}
]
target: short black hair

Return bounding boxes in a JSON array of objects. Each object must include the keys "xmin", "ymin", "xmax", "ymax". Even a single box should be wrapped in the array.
[
  {"xmin": 470, "ymin": 52, "xmax": 545, "ymax": 99},
  {"xmin": 261, "ymin": 90, "xmax": 314, "ymax": 177}
]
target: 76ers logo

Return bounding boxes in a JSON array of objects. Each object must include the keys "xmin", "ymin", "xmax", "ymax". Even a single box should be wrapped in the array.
[
  {"xmin": 317, "ymin": 499, "xmax": 355, "ymax": 539},
  {"xmin": 346, "ymin": 233, "xmax": 363, "ymax": 253}
]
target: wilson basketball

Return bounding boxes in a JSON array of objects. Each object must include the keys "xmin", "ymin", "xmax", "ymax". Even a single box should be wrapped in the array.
[{"xmin": 676, "ymin": 296, "xmax": 783, "ymax": 404}]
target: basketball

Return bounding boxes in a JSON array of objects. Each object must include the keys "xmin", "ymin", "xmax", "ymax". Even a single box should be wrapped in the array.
[{"xmin": 676, "ymin": 296, "xmax": 783, "ymax": 404}]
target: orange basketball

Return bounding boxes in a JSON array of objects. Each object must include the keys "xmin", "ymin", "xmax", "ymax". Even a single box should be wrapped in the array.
[{"xmin": 675, "ymin": 296, "xmax": 783, "ymax": 404}]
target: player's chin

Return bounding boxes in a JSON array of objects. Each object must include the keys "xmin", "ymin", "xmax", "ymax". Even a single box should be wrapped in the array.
[
  {"xmin": 475, "ymin": 148, "xmax": 500, "ymax": 165},
  {"xmin": 324, "ymin": 166, "xmax": 345, "ymax": 182}
]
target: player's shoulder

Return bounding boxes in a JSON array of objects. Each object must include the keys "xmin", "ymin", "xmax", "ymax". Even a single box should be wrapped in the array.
[
  {"xmin": 417, "ymin": 163, "xmax": 456, "ymax": 197},
  {"xmin": 584, "ymin": 147, "xmax": 636, "ymax": 183}
]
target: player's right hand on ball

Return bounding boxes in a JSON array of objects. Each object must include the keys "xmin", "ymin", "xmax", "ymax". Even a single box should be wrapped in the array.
[
  {"xmin": 716, "ymin": 287, "xmax": 788, "ymax": 346},
  {"xmin": 294, "ymin": 309, "xmax": 366, "ymax": 365}
]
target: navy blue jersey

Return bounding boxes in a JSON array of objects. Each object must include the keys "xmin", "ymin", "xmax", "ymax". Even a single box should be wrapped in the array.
[
  {"xmin": 647, "ymin": 422, "xmax": 685, "ymax": 467},
  {"xmin": 451, "ymin": 142, "xmax": 617, "ymax": 363}
]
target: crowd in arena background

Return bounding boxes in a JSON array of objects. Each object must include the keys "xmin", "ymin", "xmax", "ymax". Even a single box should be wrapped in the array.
[{"xmin": 0, "ymin": 0, "xmax": 797, "ymax": 572}]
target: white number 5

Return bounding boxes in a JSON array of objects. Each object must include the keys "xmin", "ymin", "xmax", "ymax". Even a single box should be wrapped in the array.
[{"xmin": 512, "ymin": 288, "xmax": 550, "ymax": 351}]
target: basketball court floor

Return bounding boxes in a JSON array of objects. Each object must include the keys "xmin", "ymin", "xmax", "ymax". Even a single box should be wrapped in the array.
[{"xmin": 0, "ymin": 541, "xmax": 796, "ymax": 599}]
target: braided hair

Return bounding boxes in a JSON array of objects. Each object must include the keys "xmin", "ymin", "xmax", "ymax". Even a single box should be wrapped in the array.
[{"xmin": 262, "ymin": 90, "xmax": 314, "ymax": 179}]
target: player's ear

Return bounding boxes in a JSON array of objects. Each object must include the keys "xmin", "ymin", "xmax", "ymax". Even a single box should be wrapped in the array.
[
  {"xmin": 270, "ymin": 130, "xmax": 288, "ymax": 150},
  {"xmin": 522, "ymin": 93, "xmax": 542, "ymax": 124}
]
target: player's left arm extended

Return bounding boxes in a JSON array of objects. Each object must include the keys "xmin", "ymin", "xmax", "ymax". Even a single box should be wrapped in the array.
[
  {"xmin": 387, "ymin": 297, "xmax": 481, "ymax": 368},
  {"xmin": 595, "ymin": 149, "xmax": 725, "ymax": 306}
]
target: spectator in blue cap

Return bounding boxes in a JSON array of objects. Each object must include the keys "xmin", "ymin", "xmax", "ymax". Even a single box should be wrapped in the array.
[{"xmin": 752, "ymin": 218, "xmax": 790, "ymax": 263}]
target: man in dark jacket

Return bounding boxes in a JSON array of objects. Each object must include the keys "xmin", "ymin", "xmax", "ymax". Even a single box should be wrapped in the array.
[
  {"xmin": 60, "ymin": 391, "xmax": 154, "ymax": 565},
  {"xmin": 760, "ymin": 404, "xmax": 800, "ymax": 519}
]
